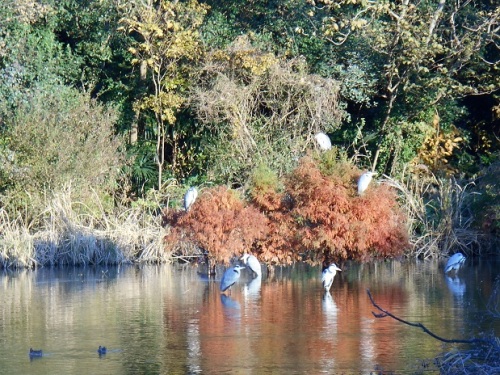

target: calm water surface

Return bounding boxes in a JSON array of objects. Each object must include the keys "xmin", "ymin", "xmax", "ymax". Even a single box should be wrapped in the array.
[{"xmin": 0, "ymin": 257, "xmax": 499, "ymax": 374}]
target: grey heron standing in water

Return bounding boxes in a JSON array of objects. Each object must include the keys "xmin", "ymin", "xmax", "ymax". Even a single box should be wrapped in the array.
[
  {"xmin": 220, "ymin": 265, "xmax": 245, "ymax": 293},
  {"xmin": 357, "ymin": 171, "xmax": 377, "ymax": 195},
  {"xmin": 322, "ymin": 263, "xmax": 342, "ymax": 291},
  {"xmin": 445, "ymin": 253, "xmax": 466, "ymax": 274},
  {"xmin": 240, "ymin": 253, "xmax": 262, "ymax": 278},
  {"xmin": 184, "ymin": 187, "xmax": 198, "ymax": 211}
]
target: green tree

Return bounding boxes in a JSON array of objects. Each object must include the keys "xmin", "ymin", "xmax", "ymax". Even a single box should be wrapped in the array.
[
  {"xmin": 313, "ymin": 0, "xmax": 499, "ymax": 173},
  {"xmin": 118, "ymin": 0, "xmax": 209, "ymax": 188},
  {"xmin": 0, "ymin": 83, "xmax": 125, "ymax": 221}
]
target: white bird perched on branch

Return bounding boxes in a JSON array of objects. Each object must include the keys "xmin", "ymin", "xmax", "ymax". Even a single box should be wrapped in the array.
[
  {"xmin": 315, "ymin": 132, "xmax": 332, "ymax": 151},
  {"xmin": 322, "ymin": 263, "xmax": 342, "ymax": 291},
  {"xmin": 184, "ymin": 186, "xmax": 198, "ymax": 211},
  {"xmin": 357, "ymin": 171, "xmax": 377, "ymax": 195}
]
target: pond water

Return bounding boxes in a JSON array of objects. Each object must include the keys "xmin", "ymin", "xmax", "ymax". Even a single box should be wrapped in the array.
[{"xmin": 0, "ymin": 257, "xmax": 499, "ymax": 374}]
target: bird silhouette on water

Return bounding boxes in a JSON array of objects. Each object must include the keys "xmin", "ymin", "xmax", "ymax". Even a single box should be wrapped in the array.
[
  {"xmin": 29, "ymin": 348, "xmax": 43, "ymax": 358},
  {"xmin": 97, "ymin": 346, "xmax": 107, "ymax": 356}
]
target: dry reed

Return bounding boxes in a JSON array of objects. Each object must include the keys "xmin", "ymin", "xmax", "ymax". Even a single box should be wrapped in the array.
[
  {"xmin": 0, "ymin": 187, "xmax": 169, "ymax": 269},
  {"xmin": 381, "ymin": 172, "xmax": 483, "ymax": 258}
]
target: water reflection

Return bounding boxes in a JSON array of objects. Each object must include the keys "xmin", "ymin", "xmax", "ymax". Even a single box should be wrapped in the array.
[
  {"xmin": 220, "ymin": 294, "xmax": 241, "ymax": 311},
  {"xmin": 0, "ymin": 257, "xmax": 499, "ymax": 374},
  {"xmin": 186, "ymin": 318, "xmax": 202, "ymax": 374},
  {"xmin": 445, "ymin": 275, "xmax": 466, "ymax": 299},
  {"xmin": 243, "ymin": 275, "xmax": 262, "ymax": 300},
  {"xmin": 321, "ymin": 291, "xmax": 338, "ymax": 332},
  {"xmin": 319, "ymin": 291, "xmax": 338, "ymax": 371}
]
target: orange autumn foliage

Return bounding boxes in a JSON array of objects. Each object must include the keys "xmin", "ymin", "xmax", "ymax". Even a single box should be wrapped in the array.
[
  {"xmin": 164, "ymin": 158, "xmax": 409, "ymax": 266},
  {"xmin": 282, "ymin": 158, "xmax": 408, "ymax": 263},
  {"xmin": 164, "ymin": 186, "xmax": 269, "ymax": 265}
]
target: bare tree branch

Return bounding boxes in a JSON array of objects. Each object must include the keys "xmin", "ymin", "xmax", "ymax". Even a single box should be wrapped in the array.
[{"xmin": 366, "ymin": 289, "xmax": 492, "ymax": 345}]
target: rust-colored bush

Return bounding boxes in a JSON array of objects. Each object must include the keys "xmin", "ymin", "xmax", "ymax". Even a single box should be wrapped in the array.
[
  {"xmin": 164, "ymin": 158, "xmax": 409, "ymax": 267},
  {"xmin": 248, "ymin": 157, "xmax": 408, "ymax": 264},
  {"xmin": 284, "ymin": 158, "xmax": 409, "ymax": 263},
  {"xmin": 254, "ymin": 210, "xmax": 303, "ymax": 265},
  {"xmin": 248, "ymin": 163, "xmax": 283, "ymax": 212},
  {"xmin": 164, "ymin": 186, "xmax": 269, "ymax": 265}
]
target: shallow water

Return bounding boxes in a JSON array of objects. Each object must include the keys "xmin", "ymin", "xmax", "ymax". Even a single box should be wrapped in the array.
[{"xmin": 0, "ymin": 257, "xmax": 498, "ymax": 374}]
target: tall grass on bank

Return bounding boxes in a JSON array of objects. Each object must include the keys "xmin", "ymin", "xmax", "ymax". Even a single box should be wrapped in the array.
[
  {"xmin": 0, "ymin": 189, "xmax": 169, "ymax": 269},
  {"xmin": 0, "ymin": 211, "xmax": 35, "ymax": 268},
  {"xmin": 382, "ymin": 173, "xmax": 482, "ymax": 258}
]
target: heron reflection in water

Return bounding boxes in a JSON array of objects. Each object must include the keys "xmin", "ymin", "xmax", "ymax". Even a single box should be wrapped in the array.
[
  {"xmin": 322, "ymin": 291, "xmax": 338, "ymax": 314},
  {"xmin": 243, "ymin": 275, "xmax": 262, "ymax": 300},
  {"xmin": 445, "ymin": 275, "xmax": 466, "ymax": 299},
  {"xmin": 220, "ymin": 293, "xmax": 241, "ymax": 322},
  {"xmin": 220, "ymin": 294, "xmax": 241, "ymax": 310}
]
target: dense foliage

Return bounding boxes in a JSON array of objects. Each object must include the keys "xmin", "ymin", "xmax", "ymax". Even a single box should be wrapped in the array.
[{"xmin": 164, "ymin": 153, "xmax": 409, "ymax": 265}]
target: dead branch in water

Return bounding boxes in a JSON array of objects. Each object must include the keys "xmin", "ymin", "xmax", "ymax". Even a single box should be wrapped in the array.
[{"xmin": 366, "ymin": 289, "xmax": 491, "ymax": 345}]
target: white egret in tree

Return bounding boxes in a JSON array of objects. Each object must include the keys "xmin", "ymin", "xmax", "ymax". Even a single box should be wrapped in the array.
[
  {"xmin": 357, "ymin": 171, "xmax": 377, "ymax": 195},
  {"xmin": 184, "ymin": 186, "xmax": 198, "ymax": 211},
  {"xmin": 315, "ymin": 132, "xmax": 332, "ymax": 151}
]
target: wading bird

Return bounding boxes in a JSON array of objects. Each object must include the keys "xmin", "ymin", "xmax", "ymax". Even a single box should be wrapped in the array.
[
  {"xmin": 322, "ymin": 263, "xmax": 342, "ymax": 291},
  {"xmin": 97, "ymin": 346, "xmax": 107, "ymax": 355},
  {"xmin": 357, "ymin": 171, "xmax": 377, "ymax": 195},
  {"xmin": 184, "ymin": 187, "xmax": 198, "ymax": 211},
  {"xmin": 445, "ymin": 253, "xmax": 466, "ymax": 274},
  {"xmin": 220, "ymin": 265, "xmax": 245, "ymax": 293},
  {"xmin": 315, "ymin": 132, "xmax": 332, "ymax": 151},
  {"xmin": 240, "ymin": 253, "xmax": 262, "ymax": 278},
  {"xmin": 29, "ymin": 348, "xmax": 43, "ymax": 358}
]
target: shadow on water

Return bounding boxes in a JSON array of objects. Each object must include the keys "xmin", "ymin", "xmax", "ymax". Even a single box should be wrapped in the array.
[{"xmin": 0, "ymin": 256, "xmax": 498, "ymax": 374}]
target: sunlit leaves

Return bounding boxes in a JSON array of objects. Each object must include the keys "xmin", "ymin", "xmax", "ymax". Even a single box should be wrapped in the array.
[
  {"xmin": 310, "ymin": 0, "xmax": 499, "ymax": 174},
  {"xmin": 118, "ymin": 0, "xmax": 209, "ymax": 184},
  {"xmin": 191, "ymin": 39, "xmax": 344, "ymax": 185},
  {"xmin": 417, "ymin": 114, "xmax": 464, "ymax": 175},
  {"xmin": 119, "ymin": 0, "xmax": 209, "ymax": 120}
]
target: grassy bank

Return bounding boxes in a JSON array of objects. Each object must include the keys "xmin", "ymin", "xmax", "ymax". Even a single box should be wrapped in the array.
[
  {"xmin": 1, "ymin": 160, "xmax": 498, "ymax": 269},
  {"xmin": 0, "ymin": 189, "xmax": 169, "ymax": 269}
]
